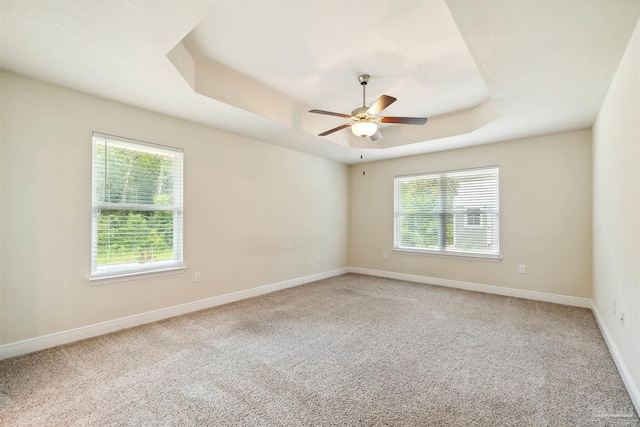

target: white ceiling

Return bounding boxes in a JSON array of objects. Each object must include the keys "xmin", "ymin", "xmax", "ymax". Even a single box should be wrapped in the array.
[{"xmin": 1, "ymin": 0, "xmax": 638, "ymax": 165}]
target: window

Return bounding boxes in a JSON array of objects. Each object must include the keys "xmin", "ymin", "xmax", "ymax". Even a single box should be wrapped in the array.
[
  {"xmin": 466, "ymin": 208, "xmax": 481, "ymax": 226},
  {"xmin": 394, "ymin": 166, "xmax": 499, "ymax": 258},
  {"xmin": 91, "ymin": 133, "xmax": 184, "ymax": 279}
]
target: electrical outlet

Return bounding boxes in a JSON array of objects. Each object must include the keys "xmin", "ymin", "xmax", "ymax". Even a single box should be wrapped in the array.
[
  {"xmin": 194, "ymin": 272, "xmax": 201, "ymax": 283},
  {"xmin": 519, "ymin": 265, "xmax": 527, "ymax": 274}
]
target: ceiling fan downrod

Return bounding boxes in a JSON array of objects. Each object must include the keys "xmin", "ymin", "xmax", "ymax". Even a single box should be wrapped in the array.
[{"xmin": 358, "ymin": 74, "xmax": 370, "ymax": 108}]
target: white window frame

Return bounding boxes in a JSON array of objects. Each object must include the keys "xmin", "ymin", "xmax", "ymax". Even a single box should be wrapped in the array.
[
  {"xmin": 90, "ymin": 132, "xmax": 184, "ymax": 280},
  {"xmin": 393, "ymin": 166, "xmax": 500, "ymax": 260}
]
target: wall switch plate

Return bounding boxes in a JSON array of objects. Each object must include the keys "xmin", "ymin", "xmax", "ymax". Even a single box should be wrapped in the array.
[
  {"xmin": 383, "ymin": 252, "xmax": 388, "ymax": 260},
  {"xmin": 194, "ymin": 272, "xmax": 201, "ymax": 283},
  {"xmin": 316, "ymin": 254, "xmax": 321, "ymax": 262},
  {"xmin": 519, "ymin": 265, "xmax": 527, "ymax": 274}
]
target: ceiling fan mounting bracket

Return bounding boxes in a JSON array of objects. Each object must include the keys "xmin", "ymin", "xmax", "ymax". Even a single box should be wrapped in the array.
[{"xmin": 358, "ymin": 74, "xmax": 370, "ymax": 85}]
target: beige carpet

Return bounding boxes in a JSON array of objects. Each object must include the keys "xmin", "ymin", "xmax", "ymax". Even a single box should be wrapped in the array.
[{"xmin": 1, "ymin": 273, "xmax": 638, "ymax": 426}]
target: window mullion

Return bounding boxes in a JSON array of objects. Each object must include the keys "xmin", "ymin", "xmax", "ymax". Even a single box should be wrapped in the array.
[{"xmin": 438, "ymin": 176, "xmax": 446, "ymax": 250}]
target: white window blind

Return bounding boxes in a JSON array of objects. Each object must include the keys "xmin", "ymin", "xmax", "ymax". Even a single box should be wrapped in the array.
[
  {"xmin": 394, "ymin": 167, "xmax": 499, "ymax": 258},
  {"xmin": 91, "ymin": 133, "xmax": 184, "ymax": 278}
]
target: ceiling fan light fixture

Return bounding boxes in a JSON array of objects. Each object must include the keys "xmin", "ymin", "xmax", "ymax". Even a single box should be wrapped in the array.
[{"xmin": 351, "ymin": 121, "xmax": 378, "ymax": 138}]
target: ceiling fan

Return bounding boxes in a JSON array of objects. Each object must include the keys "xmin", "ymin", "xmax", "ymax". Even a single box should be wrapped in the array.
[{"xmin": 309, "ymin": 74, "xmax": 428, "ymax": 141}]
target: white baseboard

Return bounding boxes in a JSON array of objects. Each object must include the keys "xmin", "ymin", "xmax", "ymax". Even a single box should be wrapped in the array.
[
  {"xmin": 0, "ymin": 268, "xmax": 348, "ymax": 360},
  {"xmin": 591, "ymin": 301, "xmax": 640, "ymax": 415},
  {"xmin": 348, "ymin": 267, "xmax": 592, "ymax": 308}
]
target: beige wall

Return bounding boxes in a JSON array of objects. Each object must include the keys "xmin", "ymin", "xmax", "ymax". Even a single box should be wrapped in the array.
[
  {"xmin": 593, "ymin": 19, "xmax": 640, "ymax": 396},
  {"xmin": 0, "ymin": 72, "xmax": 349, "ymax": 345},
  {"xmin": 349, "ymin": 130, "xmax": 593, "ymax": 298}
]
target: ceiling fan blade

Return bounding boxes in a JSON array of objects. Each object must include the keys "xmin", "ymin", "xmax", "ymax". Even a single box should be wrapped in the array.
[
  {"xmin": 367, "ymin": 95, "xmax": 397, "ymax": 115},
  {"xmin": 318, "ymin": 123, "xmax": 352, "ymax": 136},
  {"xmin": 379, "ymin": 116, "xmax": 428, "ymax": 125},
  {"xmin": 370, "ymin": 131, "xmax": 383, "ymax": 141},
  {"xmin": 309, "ymin": 109, "xmax": 352, "ymax": 118}
]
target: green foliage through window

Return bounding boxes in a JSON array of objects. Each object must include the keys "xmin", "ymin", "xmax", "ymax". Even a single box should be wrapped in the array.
[{"xmin": 96, "ymin": 209, "xmax": 174, "ymax": 265}]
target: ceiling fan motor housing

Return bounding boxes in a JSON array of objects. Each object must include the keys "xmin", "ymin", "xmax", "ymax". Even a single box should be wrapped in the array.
[{"xmin": 351, "ymin": 106, "xmax": 370, "ymax": 118}]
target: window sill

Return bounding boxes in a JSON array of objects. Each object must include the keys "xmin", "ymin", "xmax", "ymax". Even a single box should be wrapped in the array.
[
  {"xmin": 90, "ymin": 266, "xmax": 186, "ymax": 285},
  {"xmin": 393, "ymin": 248, "xmax": 502, "ymax": 262}
]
